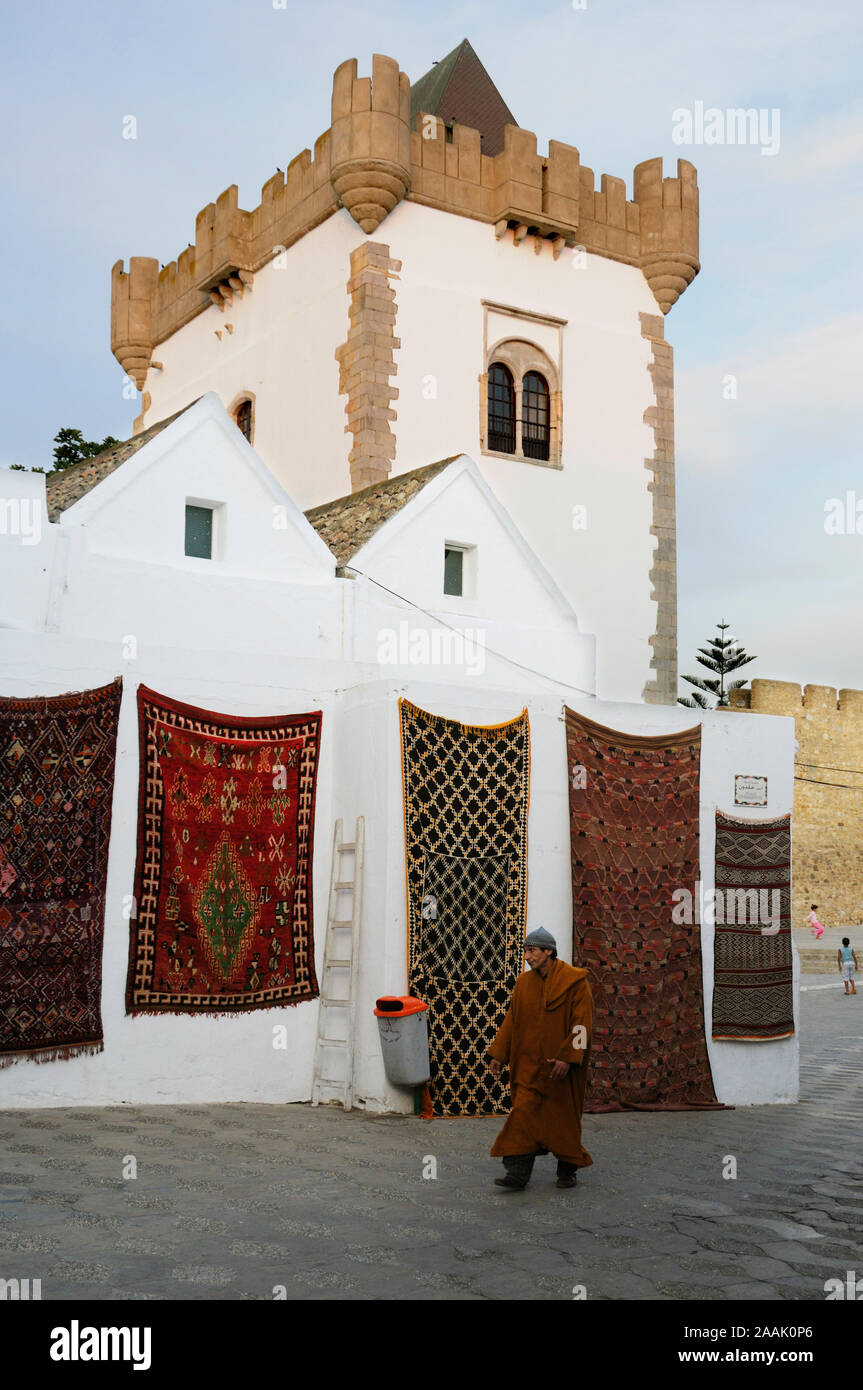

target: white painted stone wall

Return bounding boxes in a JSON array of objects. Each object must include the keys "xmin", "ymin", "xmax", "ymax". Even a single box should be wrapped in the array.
[
  {"xmin": 0, "ymin": 639, "xmax": 797, "ymax": 1112},
  {"xmin": 0, "ymin": 404, "xmax": 797, "ymax": 1111},
  {"xmin": 0, "ymin": 629, "xmax": 337, "ymax": 1110},
  {"xmin": 343, "ymin": 682, "xmax": 798, "ymax": 1114},
  {"xmin": 140, "ymin": 202, "xmax": 662, "ymax": 703},
  {"xmin": 0, "ymin": 470, "xmax": 55, "ymax": 633},
  {"xmin": 344, "ymin": 456, "xmax": 595, "ymax": 696}
]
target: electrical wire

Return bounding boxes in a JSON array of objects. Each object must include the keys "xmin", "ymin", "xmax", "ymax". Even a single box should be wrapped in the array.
[
  {"xmin": 795, "ymin": 760, "xmax": 863, "ymax": 777},
  {"xmin": 348, "ymin": 568, "xmax": 597, "ymax": 696},
  {"xmin": 794, "ymin": 775, "xmax": 863, "ymax": 791}
]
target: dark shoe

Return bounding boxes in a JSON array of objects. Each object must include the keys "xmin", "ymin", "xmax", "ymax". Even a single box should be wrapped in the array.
[
  {"xmin": 555, "ymin": 1173, "xmax": 577, "ymax": 1188},
  {"xmin": 494, "ymin": 1175, "xmax": 527, "ymax": 1190}
]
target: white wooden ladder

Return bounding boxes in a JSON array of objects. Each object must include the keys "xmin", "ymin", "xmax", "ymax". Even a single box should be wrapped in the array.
[{"xmin": 311, "ymin": 817, "xmax": 364, "ymax": 1110}]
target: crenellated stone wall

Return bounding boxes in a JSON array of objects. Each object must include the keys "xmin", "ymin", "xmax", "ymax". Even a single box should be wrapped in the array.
[
  {"xmin": 730, "ymin": 680, "xmax": 863, "ymax": 925},
  {"xmin": 111, "ymin": 52, "xmax": 700, "ymax": 387}
]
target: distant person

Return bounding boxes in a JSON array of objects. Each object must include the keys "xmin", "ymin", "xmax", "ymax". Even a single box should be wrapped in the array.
[
  {"xmin": 808, "ymin": 904, "xmax": 824, "ymax": 939},
  {"xmin": 838, "ymin": 938, "xmax": 858, "ymax": 995}
]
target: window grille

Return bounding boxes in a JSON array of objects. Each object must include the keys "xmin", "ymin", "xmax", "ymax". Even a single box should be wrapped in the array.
[
  {"xmin": 487, "ymin": 363, "xmax": 515, "ymax": 454},
  {"xmin": 521, "ymin": 371, "xmax": 550, "ymax": 461},
  {"xmin": 235, "ymin": 399, "xmax": 253, "ymax": 442}
]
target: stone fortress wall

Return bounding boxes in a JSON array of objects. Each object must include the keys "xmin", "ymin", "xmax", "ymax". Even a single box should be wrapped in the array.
[{"xmin": 731, "ymin": 680, "xmax": 863, "ymax": 926}]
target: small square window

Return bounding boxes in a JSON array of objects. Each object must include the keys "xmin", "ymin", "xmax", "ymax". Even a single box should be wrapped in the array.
[
  {"xmin": 185, "ymin": 504, "xmax": 213, "ymax": 559},
  {"xmin": 444, "ymin": 546, "xmax": 463, "ymax": 596}
]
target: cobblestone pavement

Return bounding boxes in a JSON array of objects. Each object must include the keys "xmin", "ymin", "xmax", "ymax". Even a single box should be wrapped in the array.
[{"xmin": 1, "ymin": 978, "xmax": 861, "ymax": 1301}]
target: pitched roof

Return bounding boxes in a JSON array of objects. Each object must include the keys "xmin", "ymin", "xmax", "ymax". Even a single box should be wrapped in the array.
[
  {"xmin": 45, "ymin": 403, "xmax": 196, "ymax": 522},
  {"xmin": 409, "ymin": 38, "xmax": 517, "ymax": 157},
  {"xmin": 305, "ymin": 458, "xmax": 460, "ymax": 566}
]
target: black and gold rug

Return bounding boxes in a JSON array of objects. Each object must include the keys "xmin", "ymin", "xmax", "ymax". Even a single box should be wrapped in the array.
[{"xmin": 398, "ymin": 699, "xmax": 530, "ymax": 1116}]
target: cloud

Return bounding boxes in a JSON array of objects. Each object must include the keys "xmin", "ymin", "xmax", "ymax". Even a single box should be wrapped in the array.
[
  {"xmin": 765, "ymin": 104, "xmax": 863, "ymax": 182},
  {"xmin": 676, "ymin": 310, "xmax": 863, "ymax": 474}
]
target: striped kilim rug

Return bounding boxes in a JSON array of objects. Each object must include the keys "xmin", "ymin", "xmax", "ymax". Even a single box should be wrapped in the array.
[
  {"xmin": 566, "ymin": 707, "xmax": 722, "ymax": 1110},
  {"xmin": 399, "ymin": 699, "xmax": 530, "ymax": 1117},
  {"xmin": 127, "ymin": 686, "xmax": 321, "ymax": 1014},
  {"xmin": 0, "ymin": 679, "xmax": 122, "ymax": 1067},
  {"xmin": 712, "ymin": 811, "xmax": 794, "ymax": 1041}
]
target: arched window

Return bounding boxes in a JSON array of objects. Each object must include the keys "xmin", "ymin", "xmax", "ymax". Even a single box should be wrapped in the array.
[
  {"xmin": 487, "ymin": 363, "xmax": 515, "ymax": 454},
  {"xmin": 235, "ymin": 398, "xmax": 253, "ymax": 442},
  {"xmin": 521, "ymin": 372, "xmax": 550, "ymax": 461}
]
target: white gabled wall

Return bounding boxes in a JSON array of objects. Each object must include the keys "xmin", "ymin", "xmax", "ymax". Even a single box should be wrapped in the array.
[
  {"xmin": 347, "ymin": 458, "xmax": 595, "ymax": 695},
  {"xmin": 52, "ymin": 395, "xmax": 342, "ymax": 661}
]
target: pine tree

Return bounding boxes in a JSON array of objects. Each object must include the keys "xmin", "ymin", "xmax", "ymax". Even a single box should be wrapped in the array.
[
  {"xmin": 51, "ymin": 427, "xmax": 120, "ymax": 473},
  {"xmin": 678, "ymin": 621, "xmax": 756, "ymax": 709}
]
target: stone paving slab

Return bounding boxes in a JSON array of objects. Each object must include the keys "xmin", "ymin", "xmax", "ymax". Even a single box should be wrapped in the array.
[{"xmin": 1, "ymin": 982, "xmax": 861, "ymax": 1300}]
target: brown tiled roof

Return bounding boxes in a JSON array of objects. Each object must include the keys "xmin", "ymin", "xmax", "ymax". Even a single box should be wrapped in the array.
[
  {"xmin": 45, "ymin": 403, "xmax": 196, "ymax": 523},
  {"xmin": 305, "ymin": 458, "xmax": 460, "ymax": 566},
  {"xmin": 409, "ymin": 38, "xmax": 517, "ymax": 158}
]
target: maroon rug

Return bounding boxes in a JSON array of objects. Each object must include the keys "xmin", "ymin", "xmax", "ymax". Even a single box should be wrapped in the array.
[
  {"xmin": 0, "ymin": 679, "xmax": 122, "ymax": 1067},
  {"xmin": 127, "ymin": 686, "xmax": 321, "ymax": 1014},
  {"xmin": 566, "ymin": 708, "xmax": 722, "ymax": 1111}
]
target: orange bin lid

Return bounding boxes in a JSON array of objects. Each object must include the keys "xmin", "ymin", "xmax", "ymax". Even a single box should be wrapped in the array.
[{"xmin": 374, "ymin": 994, "xmax": 428, "ymax": 1018}]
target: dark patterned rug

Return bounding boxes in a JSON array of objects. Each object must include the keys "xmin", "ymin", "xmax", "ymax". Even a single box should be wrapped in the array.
[
  {"xmin": 399, "ymin": 699, "xmax": 530, "ymax": 1116},
  {"xmin": 127, "ymin": 686, "xmax": 321, "ymax": 1013},
  {"xmin": 565, "ymin": 707, "xmax": 722, "ymax": 1111},
  {"xmin": 0, "ymin": 679, "xmax": 122, "ymax": 1067},
  {"xmin": 712, "ymin": 811, "xmax": 794, "ymax": 1041}
]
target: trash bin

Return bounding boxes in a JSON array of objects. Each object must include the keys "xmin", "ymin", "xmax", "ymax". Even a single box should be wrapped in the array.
[{"xmin": 374, "ymin": 996, "xmax": 430, "ymax": 1085}]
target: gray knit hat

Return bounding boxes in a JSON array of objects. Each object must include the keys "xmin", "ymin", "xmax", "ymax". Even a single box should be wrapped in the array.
[{"xmin": 525, "ymin": 927, "xmax": 557, "ymax": 949}]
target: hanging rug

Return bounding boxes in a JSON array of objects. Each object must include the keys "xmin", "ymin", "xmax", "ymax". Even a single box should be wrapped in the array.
[
  {"xmin": 0, "ymin": 678, "xmax": 122, "ymax": 1067},
  {"xmin": 127, "ymin": 686, "xmax": 321, "ymax": 1014}
]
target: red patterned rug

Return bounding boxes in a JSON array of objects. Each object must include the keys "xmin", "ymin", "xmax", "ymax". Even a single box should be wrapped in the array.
[
  {"xmin": 127, "ymin": 686, "xmax": 321, "ymax": 1013},
  {"xmin": 565, "ymin": 708, "xmax": 722, "ymax": 1111},
  {"xmin": 0, "ymin": 679, "xmax": 122, "ymax": 1067},
  {"xmin": 712, "ymin": 811, "xmax": 794, "ymax": 1041}
]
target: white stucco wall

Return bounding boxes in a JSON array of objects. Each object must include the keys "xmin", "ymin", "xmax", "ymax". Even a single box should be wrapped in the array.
[
  {"xmin": 141, "ymin": 202, "xmax": 662, "ymax": 704},
  {"xmin": 346, "ymin": 457, "xmax": 595, "ymax": 696},
  {"xmin": 0, "ymin": 407, "xmax": 796, "ymax": 1112},
  {"xmin": 340, "ymin": 683, "xmax": 797, "ymax": 1114},
  {"xmin": 0, "ymin": 631, "xmax": 338, "ymax": 1109},
  {"xmin": 50, "ymin": 397, "xmax": 342, "ymax": 661},
  {"xmin": 0, "ymin": 469, "xmax": 55, "ymax": 633}
]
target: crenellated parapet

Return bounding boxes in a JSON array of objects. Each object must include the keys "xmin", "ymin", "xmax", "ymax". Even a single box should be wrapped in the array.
[
  {"xmin": 110, "ymin": 52, "xmax": 701, "ymax": 378},
  {"xmin": 731, "ymin": 680, "xmax": 863, "ymax": 720}
]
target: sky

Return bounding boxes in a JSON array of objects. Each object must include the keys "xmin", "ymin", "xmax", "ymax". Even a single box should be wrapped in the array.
[{"xmin": 2, "ymin": 0, "xmax": 861, "ymax": 694}]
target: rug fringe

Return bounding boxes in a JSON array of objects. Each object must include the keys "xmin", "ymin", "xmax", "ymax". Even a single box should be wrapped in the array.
[
  {"xmin": 0, "ymin": 1040, "xmax": 104, "ymax": 1069},
  {"xmin": 128, "ymin": 998, "xmax": 314, "ymax": 1017}
]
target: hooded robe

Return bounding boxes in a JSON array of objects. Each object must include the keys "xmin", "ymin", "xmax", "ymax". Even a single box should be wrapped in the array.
[{"xmin": 488, "ymin": 958, "xmax": 593, "ymax": 1167}]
